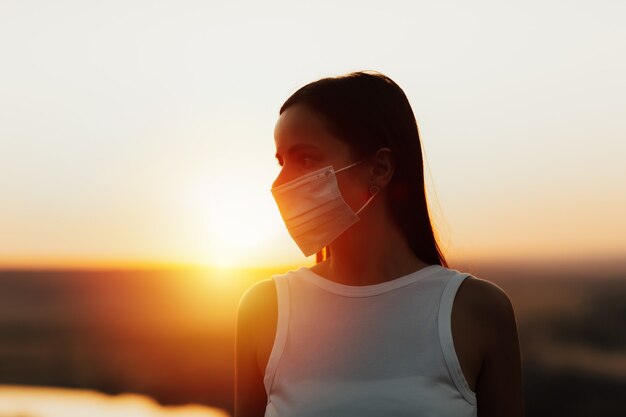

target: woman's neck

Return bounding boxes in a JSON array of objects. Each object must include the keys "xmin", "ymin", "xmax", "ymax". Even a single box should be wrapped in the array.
[{"xmin": 313, "ymin": 210, "xmax": 431, "ymax": 286}]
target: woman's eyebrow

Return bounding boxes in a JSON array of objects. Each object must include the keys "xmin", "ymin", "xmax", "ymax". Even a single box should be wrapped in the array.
[{"xmin": 275, "ymin": 144, "xmax": 320, "ymax": 159}]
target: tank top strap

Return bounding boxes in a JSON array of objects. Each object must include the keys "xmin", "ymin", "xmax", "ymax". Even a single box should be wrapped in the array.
[
  {"xmin": 437, "ymin": 271, "xmax": 477, "ymax": 405},
  {"xmin": 264, "ymin": 273, "xmax": 290, "ymax": 401}
]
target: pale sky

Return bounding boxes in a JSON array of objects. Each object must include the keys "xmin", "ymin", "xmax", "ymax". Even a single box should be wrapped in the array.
[{"xmin": 1, "ymin": 0, "xmax": 624, "ymax": 269}]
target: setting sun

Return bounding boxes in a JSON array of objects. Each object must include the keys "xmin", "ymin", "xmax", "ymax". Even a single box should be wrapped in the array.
[{"xmin": 185, "ymin": 175, "xmax": 285, "ymax": 267}]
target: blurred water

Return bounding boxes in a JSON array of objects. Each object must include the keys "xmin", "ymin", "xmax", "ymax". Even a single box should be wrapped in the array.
[{"xmin": 0, "ymin": 385, "xmax": 229, "ymax": 417}]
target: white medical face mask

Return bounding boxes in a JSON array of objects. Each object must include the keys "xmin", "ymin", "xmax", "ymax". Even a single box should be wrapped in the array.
[{"xmin": 270, "ymin": 160, "xmax": 378, "ymax": 257}]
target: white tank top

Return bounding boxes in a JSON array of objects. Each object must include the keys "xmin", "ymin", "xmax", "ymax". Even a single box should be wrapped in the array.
[{"xmin": 263, "ymin": 264, "xmax": 478, "ymax": 417}]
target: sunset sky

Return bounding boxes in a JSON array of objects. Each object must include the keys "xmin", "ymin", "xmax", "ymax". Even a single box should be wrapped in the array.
[{"xmin": 1, "ymin": 0, "xmax": 624, "ymax": 269}]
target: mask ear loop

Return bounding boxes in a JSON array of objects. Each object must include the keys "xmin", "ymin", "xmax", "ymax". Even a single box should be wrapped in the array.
[
  {"xmin": 334, "ymin": 160, "xmax": 363, "ymax": 173},
  {"xmin": 355, "ymin": 185, "xmax": 380, "ymax": 215}
]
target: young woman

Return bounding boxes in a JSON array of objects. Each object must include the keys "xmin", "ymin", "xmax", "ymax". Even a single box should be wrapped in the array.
[{"xmin": 235, "ymin": 71, "xmax": 525, "ymax": 417}]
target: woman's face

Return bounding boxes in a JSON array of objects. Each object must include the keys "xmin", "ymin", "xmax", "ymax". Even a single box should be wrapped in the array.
[{"xmin": 272, "ymin": 104, "xmax": 370, "ymax": 206}]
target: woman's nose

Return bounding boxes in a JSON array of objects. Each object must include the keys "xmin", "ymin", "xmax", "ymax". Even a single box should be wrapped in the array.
[
  {"xmin": 272, "ymin": 170, "xmax": 287, "ymax": 189},
  {"xmin": 272, "ymin": 167, "xmax": 298, "ymax": 189}
]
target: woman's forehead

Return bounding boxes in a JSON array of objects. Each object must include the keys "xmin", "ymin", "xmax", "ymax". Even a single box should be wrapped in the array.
[
  {"xmin": 274, "ymin": 105, "xmax": 344, "ymax": 153},
  {"xmin": 274, "ymin": 105, "xmax": 327, "ymax": 139}
]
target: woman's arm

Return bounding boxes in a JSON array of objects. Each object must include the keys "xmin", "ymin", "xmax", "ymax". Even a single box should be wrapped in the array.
[
  {"xmin": 235, "ymin": 281, "xmax": 273, "ymax": 417},
  {"xmin": 472, "ymin": 279, "xmax": 526, "ymax": 417}
]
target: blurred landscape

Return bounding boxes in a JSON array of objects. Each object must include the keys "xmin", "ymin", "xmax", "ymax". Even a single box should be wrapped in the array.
[{"xmin": 0, "ymin": 257, "xmax": 625, "ymax": 417}]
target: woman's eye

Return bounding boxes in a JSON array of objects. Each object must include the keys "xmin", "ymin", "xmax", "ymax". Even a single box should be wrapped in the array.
[{"xmin": 275, "ymin": 156, "xmax": 313, "ymax": 168}]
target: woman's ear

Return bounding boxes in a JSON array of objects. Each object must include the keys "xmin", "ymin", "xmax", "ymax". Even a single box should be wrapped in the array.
[{"xmin": 369, "ymin": 147, "xmax": 394, "ymax": 189}]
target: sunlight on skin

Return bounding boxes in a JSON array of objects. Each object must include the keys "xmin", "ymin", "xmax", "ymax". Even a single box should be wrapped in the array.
[{"xmin": 0, "ymin": 385, "xmax": 229, "ymax": 417}]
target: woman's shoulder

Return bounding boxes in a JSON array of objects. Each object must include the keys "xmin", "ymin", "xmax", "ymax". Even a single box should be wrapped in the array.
[
  {"xmin": 237, "ymin": 278, "xmax": 278, "ymax": 318},
  {"xmin": 455, "ymin": 275, "xmax": 515, "ymax": 319},
  {"xmin": 237, "ymin": 266, "xmax": 306, "ymax": 317},
  {"xmin": 454, "ymin": 274, "xmax": 519, "ymax": 355}
]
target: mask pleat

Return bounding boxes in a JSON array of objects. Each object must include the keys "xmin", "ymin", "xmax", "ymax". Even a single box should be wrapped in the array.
[{"xmin": 288, "ymin": 199, "xmax": 356, "ymax": 238}]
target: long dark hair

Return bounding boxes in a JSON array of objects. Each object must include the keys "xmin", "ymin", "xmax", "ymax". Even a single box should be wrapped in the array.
[{"xmin": 279, "ymin": 71, "xmax": 448, "ymax": 268}]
